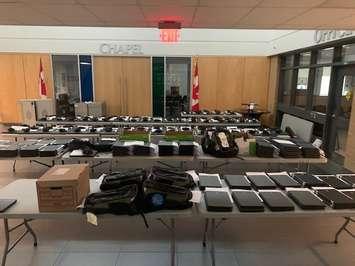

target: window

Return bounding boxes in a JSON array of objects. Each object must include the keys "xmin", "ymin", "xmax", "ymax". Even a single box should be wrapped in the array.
[
  {"xmin": 312, "ymin": 67, "xmax": 331, "ymax": 113},
  {"xmin": 342, "ymin": 44, "xmax": 355, "ymax": 62},
  {"xmin": 294, "ymin": 68, "xmax": 309, "ymax": 108},
  {"xmin": 299, "ymin": 52, "xmax": 311, "ymax": 66},
  {"xmin": 280, "ymin": 70, "xmax": 293, "ymax": 105},
  {"xmin": 52, "ymin": 55, "xmax": 80, "ymax": 116},
  {"xmin": 282, "ymin": 55, "xmax": 294, "ymax": 67},
  {"xmin": 317, "ymin": 48, "xmax": 334, "ymax": 64},
  {"xmin": 165, "ymin": 57, "xmax": 191, "ymax": 118}
]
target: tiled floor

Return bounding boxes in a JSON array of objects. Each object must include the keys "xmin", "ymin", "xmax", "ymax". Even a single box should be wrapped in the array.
[{"xmin": 0, "ymin": 155, "xmax": 354, "ymax": 265}]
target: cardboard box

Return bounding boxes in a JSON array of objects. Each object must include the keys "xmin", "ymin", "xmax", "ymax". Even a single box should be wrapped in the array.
[{"xmin": 36, "ymin": 164, "xmax": 90, "ymax": 212}]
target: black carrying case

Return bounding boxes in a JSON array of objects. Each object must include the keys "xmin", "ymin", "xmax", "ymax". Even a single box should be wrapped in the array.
[
  {"xmin": 158, "ymin": 141, "xmax": 178, "ymax": 156},
  {"xmin": 292, "ymin": 173, "xmax": 328, "ymax": 188},
  {"xmin": 267, "ymin": 173, "xmax": 301, "ymax": 189},
  {"xmin": 19, "ymin": 144, "xmax": 47, "ymax": 157},
  {"xmin": 316, "ymin": 175, "xmax": 352, "ymax": 189},
  {"xmin": 287, "ymin": 190, "xmax": 325, "ymax": 210},
  {"xmin": 39, "ymin": 144, "xmax": 65, "ymax": 157},
  {"xmin": 224, "ymin": 175, "xmax": 251, "ymax": 189},
  {"xmin": 178, "ymin": 141, "xmax": 195, "ymax": 156},
  {"xmin": 314, "ymin": 189, "xmax": 355, "ymax": 209},
  {"xmin": 338, "ymin": 175, "xmax": 355, "ymax": 187},
  {"xmin": 199, "ymin": 175, "xmax": 222, "ymax": 190},
  {"xmin": 112, "ymin": 142, "xmax": 130, "ymax": 156},
  {"xmin": 232, "ymin": 190, "xmax": 264, "ymax": 212},
  {"xmin": 0, "ymin": 144, "xmax": 18, "ymax": 157},
  {"xmin": 204, "ymin": 191, "xmax": 233, "ymax": 212},
  {"xmin": 245, "ymin": 173, "xmax": 277, "ymax": 190},
  {"xmin": 258, "ymin": 191, "xmax": 295, "ymax": 211}
]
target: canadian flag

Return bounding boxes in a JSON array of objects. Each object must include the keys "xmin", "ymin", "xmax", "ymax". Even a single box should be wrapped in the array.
[
  {"xmin": 191, "ymin": 62, "xmax": 199, "ymax": 111},
  {"xmin": 39, "ymin": 58, "xmax": 47, "ymax": 98}
]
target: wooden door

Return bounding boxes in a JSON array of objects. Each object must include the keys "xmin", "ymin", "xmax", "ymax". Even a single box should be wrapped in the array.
[
  {"xmin": 0, "ymin": 54, "xmax": 27, "ymax": 123},
  {"xmin": 121, "ymin": 57, "xmax": 152, "ymax": 116},
  {"xmin": 93, "ymin": 56, "xmax": 124, "ymax": 115}
]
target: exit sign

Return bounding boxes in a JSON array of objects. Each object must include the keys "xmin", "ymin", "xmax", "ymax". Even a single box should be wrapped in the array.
[{"xmin": 160, "ymin": 29, "xmax": 181, "ymax": 43}]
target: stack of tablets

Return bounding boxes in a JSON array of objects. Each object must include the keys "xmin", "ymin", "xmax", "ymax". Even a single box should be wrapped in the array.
[
  {"xmin": 158, "ymin": 141, "xmax": 179, "ymax": 156},
  {"xmin": 256, "ymin": 139, "xmax": 275, "ymax": 158},
  {"xmin": 269, "ymin": 139, "xmax": 302, "ymax": 158}
]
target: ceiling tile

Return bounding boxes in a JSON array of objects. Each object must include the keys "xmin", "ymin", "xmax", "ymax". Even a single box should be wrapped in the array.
[
  {"xmin": 30, "ymin": 4, "xmax": 102, "ymax": 24},
  {"xmin": 199, "ymin": 0, "xmax": 260, "ymax": 7},
  {"xmin": 0, "ymin": 3, "xmax": 62, "ymax": 25},
  {"xmin": 193, "ymin": 7, "xmax": 252, "ymax": 28},
  {"xmin": 283, "ymin": 8, "xmax": 355, "ymax": 28},
  {"xmin": 259, "ymin": 0, "xmax": 326, "ymax": 8},
  {"xmin": 138, "ymin": 0, "xmax": 198, "ymax": 6},
  {"xmin": 321, "ymin": 0, "xmax": 355, "ymax": 8},
  {"xmin": 78, "ymin": 0, "xmax": 137, "ymax": 5},
  {"xmin": 21, "ymin": 0, "xmax": 77, "ymax": 3},
  {"xmin": 142, "ymin": 6, "xmax": 195, "ymax": 26},
  {"xmin": 331, "ymin": 15, "xmax": 355, "ymax": 29},
  {"xmin": 86, "ymin": 5, "xmax": 145, "ymax": 23},
  {"xmin": 237, "ymin": 7, "xmax": 308, "ymax": 27}
]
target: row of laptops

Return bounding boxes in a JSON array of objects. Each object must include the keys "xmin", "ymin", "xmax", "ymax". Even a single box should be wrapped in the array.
[{"xmin": 199, "ymin": 172, "xmax": 355, "ymax": 212}]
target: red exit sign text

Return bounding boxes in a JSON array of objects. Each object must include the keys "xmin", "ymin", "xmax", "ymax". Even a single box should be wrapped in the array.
[{"xmin": 160, "ymin": 29, "xmax": 181, "ymax": 43}]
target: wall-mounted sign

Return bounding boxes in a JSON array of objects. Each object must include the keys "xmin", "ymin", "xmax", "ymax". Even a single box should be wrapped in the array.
[
  {"xmin": 314, "ymin": 30, "xmax": 353, "ymax": 44},
  {"xmin": 159, "ymin": 29, "xmax": 181, "ymax": 43},
  {"xmin": 99, "ymin": 43, "xmax": 143, "ymax": 55}
]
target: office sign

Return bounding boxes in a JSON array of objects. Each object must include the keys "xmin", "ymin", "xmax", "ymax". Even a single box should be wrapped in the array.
[
  {"xmin": 314, "ymin": 30, "xmax": 353, "ymax": 44},
  {"xmin": 99, "ymin": 43, "xmax": 143, "ymax": 55}
]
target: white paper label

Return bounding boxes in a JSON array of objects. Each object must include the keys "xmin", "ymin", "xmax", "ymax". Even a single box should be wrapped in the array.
[
  {"xmin": 190, "ymin": 191, "xmax": 202, "ymax": 203},
  {"xmin": 86, "ymin": 212, "xmax": 98, "ymax": 226},
  {"xmin": 52, "ymin": 168, "xmax": 70, "ymax": 175}
]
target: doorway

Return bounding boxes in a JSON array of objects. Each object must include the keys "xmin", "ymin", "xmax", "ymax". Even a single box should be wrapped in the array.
[{"xmin": 326, "ymin": 65, "xmax": 355, "ymax": 159}]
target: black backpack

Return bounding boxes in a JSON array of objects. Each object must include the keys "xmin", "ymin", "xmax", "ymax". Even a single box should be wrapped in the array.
[
  {"xmin": 202, "ymin": 129, "xmax": 239, "ymax": 158},
  {"xmin": 149, "ymin": 166, "xmax": 195, "ymax": 189},
  {"xmin": 100, "ymin": 169, "xmax": 147, "ymax": 191}
]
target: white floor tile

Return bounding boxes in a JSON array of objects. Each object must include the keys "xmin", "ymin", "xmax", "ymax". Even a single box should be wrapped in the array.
[
  {"xmin": 4, "ymin": 251, "xmax": 59, "ymax": 266},
  {"xmin": 234, "ymin": 249, "xmax": 326, "ymax": 266},
  {"xmin": 119, "ymin": 240, "xmax": 170, "ymax": 252},
  {"xmin": 116, "ymin": 252, "xmax": 171, "ymax": 266},
  {"xmin": 178, "ymin": 252, "xmax": 239, "ymax": 266},
  {"xmin": 63, "ymin": 240, "xmax": 120, "ymax": 253},
  {"xmin": 55, "ymin": 252, "xmax": 118, "ymax": 266}
]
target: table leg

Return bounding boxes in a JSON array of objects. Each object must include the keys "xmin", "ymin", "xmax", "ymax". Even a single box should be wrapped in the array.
[
  {"xmin": 202, "ymin": 218, "xmax": 209, "ymax": 247},
  {"xmin": 2, "ymin": 219, "xmax": 10, "ymax": 266},
  {"xmin": 1, "ymin": 219, "xmax": 38, "ymax": 266},
  {"xmin": 170, "ymin": 219, "xmax": 176, "ymax": 266},
  {"xmin": 210, "ymin": 218, "xmax": 216, "ymax": 266},
  {"xmin": 334, "ymin": 217, "xmax": 354, "ymax": 243},
  {"xmin": 24, "ymin": 219, "xmax": 38, "ymax": 246},
  {"xmin": 306, "ymin": 163, "xmax": 310, "ymax": 173},
  {"xmin": 12, "ymin": 160, "xmax": 16, "ymax": 173}
]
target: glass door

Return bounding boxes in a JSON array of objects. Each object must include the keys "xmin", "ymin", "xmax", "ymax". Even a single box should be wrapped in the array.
[
  {"xmin": 326, "ymin": 66, "xmax": 355, "ymax": 158},
  {"xmin": 165, "ymin": 57, "xmax": 191, "ymax": 118}
]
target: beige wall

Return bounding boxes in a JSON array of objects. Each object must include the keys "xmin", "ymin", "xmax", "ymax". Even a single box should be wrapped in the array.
[
  {"xmin": 193, "ymin": 56, "xmax": 279, "ymax": 126},
  {"xmin": 0, "ymin": 53, "xmax": 54, "ymax": 123},
  {"xmin": 0, "ymin": 54, "xmax": 279, "ymax": 125}
]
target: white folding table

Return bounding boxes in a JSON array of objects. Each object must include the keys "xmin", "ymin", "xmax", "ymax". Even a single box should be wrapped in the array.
[{"xmin": 0, "ymin": 179, "xmax": 195, "ymax": 266}]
